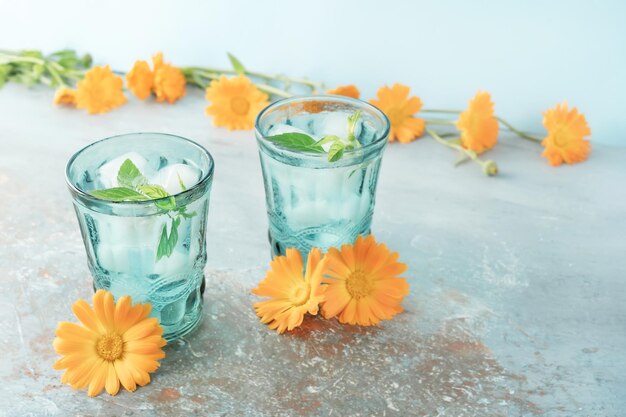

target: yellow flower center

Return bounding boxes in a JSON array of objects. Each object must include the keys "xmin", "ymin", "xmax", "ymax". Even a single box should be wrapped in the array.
[
  {"xmin": 230, "ymin": 96, "xmax": 250, "ymax": 116},
  {"xmin": 291, "ymin": 284, "xmax": 311, "ymax": 306},
  {"xmin": 96, "ymin": 334, "xmax": 124, "ymax": 361},
  {"xmin": 553, "ymin": 129, "xmax": 570, "ymax": 147},
  {"xmin": 345, "ymin": 269, "xmax": 374, "ymax": 300}
]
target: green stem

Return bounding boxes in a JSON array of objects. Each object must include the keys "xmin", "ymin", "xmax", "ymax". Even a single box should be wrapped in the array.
[
  {"xmin": 0, "ymin": 52, "xmax": 45, "ymax": 65},
  {"xmin": 424, "ymin": 118, "xmax": 456, "ymax": 126},
  {"xmin": 423, "ymin": 108, "xmax": 543, "ymax": 144},
  {"xmin": 187, "ymin": 69, "xmax": 293, "ymax": 98},
  {"xmin": 46, "ymin": 63, "xmax": 67, "ymax": 87},
  {"xmin": 496, "ymin": 116, "xmax": 543, "ymax": 143},
  {"xmin": 426, "ymin": 127, "xmax": 498, "ymax": 176},
  {"xmin": 181, "ymin": 66, "xmax": 324, "ymax": 90},
  {"xmin": 422, "ymin": 109, "xmax": 462, "ymax": 114}
]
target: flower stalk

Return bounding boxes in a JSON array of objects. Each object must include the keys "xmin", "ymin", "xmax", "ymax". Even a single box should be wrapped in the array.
[
  {"xmin": 426, "ymin": 127, "xmax": 498, "ymax": 176},
  {"xmin": 422, "ymin": 108, "xmax": 543, "ymax": 144},
  {"xmin": 0, "ymin": 49, "xmax": 91, "ymax": 88},
  {"xmin": 181, "ymin": 66, "xmax": 316, "ymax": 99}
]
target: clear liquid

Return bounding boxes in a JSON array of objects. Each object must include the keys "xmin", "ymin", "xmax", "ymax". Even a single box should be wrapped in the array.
[{"xmin": 260, "ymin": 151, "xmax": 380, "ymax": 256}]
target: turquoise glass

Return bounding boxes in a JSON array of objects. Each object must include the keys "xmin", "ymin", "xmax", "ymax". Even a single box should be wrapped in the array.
[
  {"xmin": 255, "ymin": 96, "xmax": 390, "ymax": 257},
  {"xmin": 65, "ymin": 133, "xmax": 214, "ymax": 341}
]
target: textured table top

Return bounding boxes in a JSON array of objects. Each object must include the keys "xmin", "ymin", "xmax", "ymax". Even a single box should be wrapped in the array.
[{"xmin": 1, "ymin": 85, "xmax": 625, "ymax": 417}]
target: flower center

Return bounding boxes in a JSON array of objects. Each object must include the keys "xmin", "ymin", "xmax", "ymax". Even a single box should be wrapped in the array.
[
  {"xmin": 553, "ymin": 129, "xmax": 570, "ymax": 147},
  {"xmin": 230, "ymin": 96, "xmax": 250, "ymax": 116},
  {"xmin": 291, "ymin": 284, "xmax": 310, "ymax": 306},
  {"xmin": 96, "ymin": 334, "xmax": 124, "ymax": 361},
  {"xmin": 345, "ymin": 269, "xmax": 373, "ymax": 300}
]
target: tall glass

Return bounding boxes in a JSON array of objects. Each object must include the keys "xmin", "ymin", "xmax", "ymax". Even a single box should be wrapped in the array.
[
  {"xmin": 255, "ymin": 96, "xmax": 390, "ymax": 257},
  {"xmin": 66, "ymin": 133, "xmax": 214, "ymax": 341}
]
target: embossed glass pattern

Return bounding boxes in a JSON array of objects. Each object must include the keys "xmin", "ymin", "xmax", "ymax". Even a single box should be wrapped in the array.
[{"xmin": 255, "ymin": 96, "xmax": 390, "ymax": 257}]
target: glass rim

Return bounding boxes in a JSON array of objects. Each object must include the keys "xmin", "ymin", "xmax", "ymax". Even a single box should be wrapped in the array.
[
  {"xmin": 65, "ymin": 132, "xmax": 215, "ymax": 206},
  {"xmin": 254, "ymin": 95, "xmax": 390, "ymax": 161}
]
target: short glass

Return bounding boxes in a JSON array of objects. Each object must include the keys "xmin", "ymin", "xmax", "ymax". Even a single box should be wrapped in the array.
[
  {"xmin": 66, "ymin": 133, "xmax": 214, "ymax": 341},
  {"xmin": 255, "ymin": 96, "xmax": 390, "ymax": 257}
]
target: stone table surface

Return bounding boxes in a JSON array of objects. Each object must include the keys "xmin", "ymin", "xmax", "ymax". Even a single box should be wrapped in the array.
[{"xmin": 0, "ymin": 85, "xmax": 625, "ymax": 417}]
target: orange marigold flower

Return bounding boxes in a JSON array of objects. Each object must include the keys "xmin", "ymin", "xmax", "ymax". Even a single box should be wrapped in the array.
[
  {"xmin": 153, "ymin": 63, "xmax": 186, "ymax": 104},
  {"xmin": 152, "ymin": 52, "xmax": 164, "ymax": 72},
  {"xmin": 252, "ymin": 248, "xmax": 327, "ymax": 334},
  {"xmin": 53, "ymin": 290, "xmax": 166, "ymax": 397},
  {"xmin": 53, "ymin": 87, "xmax": 77, "ymax": 106},
  {"xmin": 75, "ymin": 65, "xmax": 127, "ymax": 114},
  {"xmin": 327, "ymin": 84, "xmax": 361, "ymax": 99},
  {"xmin": 321, "ymin": 235, "xmax": 409, "ymax": 326},
  {"xmin": 126, "ymin": 60, "xmax": 154, "ymax": 100},
  {"xmin": 541, "ymin": 102, "xmax": 591, "ymax": 166},
  {"xmin": 456, "ymin": 91, "xmax": 499, "ymax": 153},
  {"xmin": 205, "ymin": 75, "xmax": 269, "ymax": 131},
  {"xmin": 369, "ymin": 83, "xmax": 425, "ymax": 143}
]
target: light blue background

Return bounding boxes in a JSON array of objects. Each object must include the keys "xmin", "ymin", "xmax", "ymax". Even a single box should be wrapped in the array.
[{"xmin": 2, "ymin": 0, "xmax": 625, "ymax": 144}]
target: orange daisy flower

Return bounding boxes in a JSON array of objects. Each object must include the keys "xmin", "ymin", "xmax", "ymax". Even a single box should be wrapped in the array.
[
  {"xmin": 369, "ymin": 83, "xmax": 425, "ymax": 143},
  {"xmin": 152, "ymin": 52, "xmax": 186, "ymax": 104},
  {"xmin": 541, "ymin": 102, "xmax": 591, "ymax": 166},
  {"xmin": 327, "ymin": 84, "xmax": 361, "ymax": 99},
  {"xmin": 252, "ymin": 248, "xmax": 327, "ymax": 333},
  {"xmin": 75, "ymin": 65, "xmax": 127, "ymax": 114},
  {"xmin": 53, "ymin": 87, "xmax": 77, "ymax": 106},
  {"xmin": 321, "ymin": 235, "xmax": 409, "ymax": 326},
  {"xmin": 53, "ymin": 290, "xmax": 166, "ymax": 397},
  {"xmin": 126, "ymin": 60, "xmax": 154, "ymax": 100},
  {"xmin": 456, "ymin": 91, "xmax": 499, "ymax": 153},
  {"xmin": 205, "ymin": 75, "xmax": 269, "ymax": 131}
]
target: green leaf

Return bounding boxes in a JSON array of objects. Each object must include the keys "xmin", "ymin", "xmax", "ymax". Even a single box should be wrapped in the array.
[
  {"xmin": 136, "ymin": 184, "xmax": 169, "ymax": 199},
  {"xmin": 227, "ymin": 52, "xmax": 246, "ymax": 75},
  {"xmin": 137, "ymin": 184, "xmax": 176, "ymax": 210},
  {"xmin": 157, "ymin": 224, "xmax": 168, "ymax": 260},
  {"xmin": 89, "ymin": 187, "xmax": 147, "ymax": 201},
  {"xmin": 176, "ymin": 206, "xmax": 197, "ymax": 219},
  {"xmin": 316, "ymin": 135, "xmax": 341, "ymax": 146},
  {"xmin": 266, "ymin": 132, "xmax": 325, "ymax": 153},
  {"xmin": 156, "ymin": 217, "xmax": 181, "ymax": 261},
  {"xmin": 117, "ymin": 159, "xmax": 146, "ymax": 188},
  {"xmin": 328, "ymin": 142, "xmax": 345, "ymax": 162},
  {"xmin": 177, "ymin": 173, "xmax": 187, "ymax": 191}
]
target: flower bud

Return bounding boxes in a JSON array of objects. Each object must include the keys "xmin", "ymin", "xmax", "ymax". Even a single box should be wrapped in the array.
[{"xmin": 483, "ymin": 160, "xmax": 498, "ymax": 176}]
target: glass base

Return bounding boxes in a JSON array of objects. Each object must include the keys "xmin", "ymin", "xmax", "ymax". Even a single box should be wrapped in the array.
[
  {"xmin": 268, "ymin": 228, "xmax": 371, "ymax": 258},
  {"xmin": 162, "ymin": 301, "xmax": 203, "ymax": 341},
  {"xmin": 92, "ymin": 273, "xmax": 206, "ymax": 342}
]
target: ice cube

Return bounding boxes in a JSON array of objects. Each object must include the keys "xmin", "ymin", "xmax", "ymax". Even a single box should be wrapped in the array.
[
  {"xmin": 267, "ymin": 123, "xmax": 311, "ymax": 137},
  {"xmin": 154, "ymin": 163, "xmax": 201, "ymax": 195},
  {"xmin": 312, "ymin": 112, "xmax": 362, "ymax": 141},
  {"xmin": 153, "ymin": 250, "xmax": 189, "ymax": 276},
  {"xmin": 97, "ymin": 152, "xmax": 150, "ymax": 189}
]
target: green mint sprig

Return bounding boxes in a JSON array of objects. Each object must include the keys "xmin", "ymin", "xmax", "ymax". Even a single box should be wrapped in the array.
[
  {"xmin": 89, "ymin": 159, "xmax": 196, "ymax": 261},
  {"xmin": 265, "ymin": 110, "xmax": 362, "ymax": 162}
]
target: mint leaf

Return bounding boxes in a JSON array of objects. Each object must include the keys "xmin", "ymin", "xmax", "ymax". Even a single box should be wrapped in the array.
[
  {"xmin": 156, "ymin": 217, "xmax": 181, "ymax": 261},
  {"xmin": 137, "ymin": 184, "xmax": 168, "ymax": 199},
  {"xmin": 89, "ymin": 187, "xmax": 147, "ymax": 201},
  {"xmin": 137, "ymin": 184, "xmax": 176, "ymax": 210},
  {"xmin": 177, "ymin": 173, "xmax": 187, "ymax": 191},
  {"xmin": 347, "ymin": 110, "xmax": 361, "ymax": 139},
  {"xmin": 316, "ymin": 135, "xmax": 341, "ymax": 146},
  {"xmin": 328, "ymin": 142, "xmax": 345, "ymax": 162},
  {"xmin": 266, "ymin": 132, "xmax": 325, "ymax": 153},
  {"xmin": 227, "ymin": 52, "xmax": 246, "ymax": 75},
  {"xmin": 117, "ymin": 159, "xmax": 146, "ymax": 188}
]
